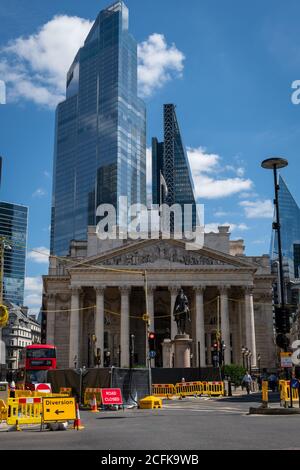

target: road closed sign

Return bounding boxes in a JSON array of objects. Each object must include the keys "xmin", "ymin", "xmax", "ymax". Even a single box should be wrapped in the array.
[
  {"xmin": 42, "ymin": 397, "xmax": 76, "ymax": 422},
  {"xmin": 101, "ymin": 388, "xmax": 123, "ymax": 406}
]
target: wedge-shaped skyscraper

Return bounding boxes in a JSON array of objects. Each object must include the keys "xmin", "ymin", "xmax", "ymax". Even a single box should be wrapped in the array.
[{"xmin": 152, "ymin": 104, "xmax": 197, "ymax": 230}]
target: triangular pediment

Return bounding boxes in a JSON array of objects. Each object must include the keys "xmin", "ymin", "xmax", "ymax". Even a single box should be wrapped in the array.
[{"xmin": 70, "ymin": 238, "xmax": 257, "ymax": 271}]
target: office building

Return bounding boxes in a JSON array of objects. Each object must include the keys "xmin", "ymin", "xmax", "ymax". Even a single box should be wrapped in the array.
[
  {"xmin": 0, "ymin": 202, "xmax": 28, "ymax": 306},
  {"xmin": 51, "ymin": 1, "xmax": 146, "ymax": 255},
  {"xmin": 152, "ymin": 104, "xmax": 197, "ymax": 230}
]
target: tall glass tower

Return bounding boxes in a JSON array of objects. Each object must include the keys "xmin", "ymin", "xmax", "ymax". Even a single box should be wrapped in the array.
[
  {"xmin": 0, "ymin": 202, "xmax": 28, "ymax": 306},
  {"xmin": 51, "ymin": 1, "xmax": 146, "ymax": 255},
  {"xmin": 271, "ymin": 175, "xmax": 300, "ymax": 278},
  {"xmin": 152, "ymin": 104, "xmax": 197, "ymax": 229}
]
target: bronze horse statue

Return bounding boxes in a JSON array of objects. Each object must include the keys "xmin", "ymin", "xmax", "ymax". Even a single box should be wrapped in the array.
[{"xmin": 173, "ymin": 289, "xmax": 191, "ymax": 335}]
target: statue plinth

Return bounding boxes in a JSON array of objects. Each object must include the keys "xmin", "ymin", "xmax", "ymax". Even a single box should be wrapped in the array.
[{"xmin": 174, "ymin": 334, "xmax": 192, "ymax": 368}]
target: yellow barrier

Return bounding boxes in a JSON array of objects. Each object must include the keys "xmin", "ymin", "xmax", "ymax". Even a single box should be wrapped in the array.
[
  {"xmin": 152, "ymin": 381, "xmax": 225, "ymax": 399},
  {"xmin": 152, "ymin": 384, "xmax": 176, "ymax": 398},
  {"xmin": 7, "ymin": 397, "xmax": 42, "ymax": 427},
  {"xmin": 207, "ymin": 382, "xmax": 224, "ymax": 397},
  {"xmin": 0, "ymin": 399, "xmax": 7, "ymax": 421},
  {"xmin": 59, "ymin": 387, "xmax": 72, "ymax": 397},
  {"xmin": 175, "ymin": 381, "xmax": 203, "ymax": 397},
  {"xmin": 83, "ymin": 388, "xmax": 102, "ymax": 407},
  {"xmin": 12, "ymin": 390, "xmax": 33, "ymax": 399},
  {"xmin": 279, "ymin": 380, "xmax": 299, "ymax": 404},
  {"xmin": 139, "ymin": 396, "xmax": 162, "ymax": 409}
]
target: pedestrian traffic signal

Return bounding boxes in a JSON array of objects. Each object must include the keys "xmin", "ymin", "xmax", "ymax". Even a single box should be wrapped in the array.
[
  {"xmin": 148, "ymin": 332, "xmax": 156, "ymax": 352},
  {"xmin": 274, "ymin": 307, "xmax": 291, "ymax": 334}
]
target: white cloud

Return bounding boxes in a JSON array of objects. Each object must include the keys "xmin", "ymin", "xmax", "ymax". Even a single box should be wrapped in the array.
[
  {"xmin": 1, "ymin": 18, "xmax": 184, "ymax": 107},
  {"xmin": 0, "ymin": 15, "xmax": 93, "ymax": 108},
  {"xmin": 43, "ymin": 170, "xmax": 51, "ymax": 178},
  {"xmin": 205, "ymin": 222, "xmax": 249, "ymax": 233},
  {"xmin": 32, "ymin": 188, "xmax": 47, "ymax": 198},
  {"xmin": 187, "ymin": 147, "xmax": 253, "ymax": 199},
  {"xmin": 239, "ymin": 199, "xmax": 273, "ymax": 219},
  {"xmin": 24, "ymin": 276, "xmax": 43, "ymax": 313},
  {"xmin": 27, "ymin": 246, "xmax": 50, "ymax": 264},
  {"xmin": 138, "ymin": 33, "xmax": 185, "ymax": 97}
]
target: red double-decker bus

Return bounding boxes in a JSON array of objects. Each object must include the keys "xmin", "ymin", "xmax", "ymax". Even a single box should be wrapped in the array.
[{"xmin": 17, "ymin": 344, "xmax": 57, "ymax": 389}]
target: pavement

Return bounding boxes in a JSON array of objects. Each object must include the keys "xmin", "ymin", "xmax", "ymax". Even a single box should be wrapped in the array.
[{"xmin": 1, "ymin": 392, "xmax": 300, "ymax": 450}]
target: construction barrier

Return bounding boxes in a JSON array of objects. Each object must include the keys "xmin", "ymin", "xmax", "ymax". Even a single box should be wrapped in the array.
[
  {"xmin": 175, "ymin": 381, "xmax": 203, "ymax": 397},
  {"xmin": 152, "ymin": 384, "xmax": 176, "ymax": 398},
  {"xmin": 12, "ymin": 390, "xmax": 33, "ymax": 399},
  {"xmin": 83, "ymin": 388, "xmax": 102, "ymax": 407},
  {"xmin": 152, "ymin": 381, "xmax": 225, "ymax": 399},
  {"xmin": 207, "ymin": 381, "xmax": 225, "ymax": 397},
  {"xmin": 59, "ymin": 387, "xmax": 73, "ymax": 397},
  {"xmin": 139, "ymin": 396, "xmax": 162, "ymax": 409},
  {"xmin": 0, "ymin": 399, "xmax": 7, "ymax": 421},
  {"xmin": 280, "ymin": 380, "xmax": 299, "ymax": 404},
  {"xmin": 7, "ymin": 397, "xmax": 42, "ymax": 426}
]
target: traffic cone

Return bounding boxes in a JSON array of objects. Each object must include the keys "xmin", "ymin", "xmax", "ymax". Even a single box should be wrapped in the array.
[
  {"xmin": 74, "ymin": 402, "xmax": 85, "ymax": 430},
  {"xmin": 90, "ymin": 394, "xmax": 99, "ymax": 413}
]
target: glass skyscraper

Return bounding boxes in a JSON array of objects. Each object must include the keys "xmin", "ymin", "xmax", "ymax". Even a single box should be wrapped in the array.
[
  {"xmin": 152, "ymin": 104, "xmax": 197, "ymax": 229},
  {"xmin": 51, "ymin": 1, "xmax": 146, "ymax": 255},
  {"xmin": 271, "ymin": 175, "xmax": 300, "ymax": 278},
  {"xmin": 0, "ymin": 202, "xmax": 28, "ymax": 306}
]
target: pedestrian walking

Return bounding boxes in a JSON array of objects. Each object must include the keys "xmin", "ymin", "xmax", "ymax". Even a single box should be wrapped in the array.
[{"xmin": 242, "ymin": 371, "xmax": 252, "ymax": 395}]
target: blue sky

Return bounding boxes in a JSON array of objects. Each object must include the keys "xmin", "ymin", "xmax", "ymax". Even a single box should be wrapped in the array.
[{"xmin": 0, "ymin": 0, "xmax": 300, "ymax": 314}]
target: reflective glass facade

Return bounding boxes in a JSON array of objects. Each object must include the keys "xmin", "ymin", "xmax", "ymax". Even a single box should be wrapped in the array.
[
  {"xmin": 152, "ymin": 104, "xmax": 197, "ymax": 229},
  {"xmin": 0, "ymin": 202, "xmax": 28, "ymax": 306},
  {"xmin": 51, "ymin": 1, "xmax": 146, "ymax": 255},
  {"xmin": 271, "ymin": 176, "xmax": 300, "ymax": 278}
]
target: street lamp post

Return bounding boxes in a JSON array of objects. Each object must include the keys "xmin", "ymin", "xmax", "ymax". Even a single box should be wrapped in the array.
[
  {"xmin": 245, "ymin": 348, "xmax": 249, "ymax": 370},
  {"xmin": 241, "ymin": 346, "xmax": 246, "ymax": 368},
  {"xmin": 248, "ymin": 351, "xmax": 252, "ymax": 375},
  {"xmin": 261, "ymin": 157, "xmax": 288, "ymax": 350},
  {"xmin": 257, "ymin": 354, "xmax": 261, "ymax": 374}
]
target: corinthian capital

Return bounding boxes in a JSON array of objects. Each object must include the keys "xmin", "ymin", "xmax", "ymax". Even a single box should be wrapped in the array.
[{"xmin": 95, "ymin": 285, "xmax": 106, "ymax": 295}]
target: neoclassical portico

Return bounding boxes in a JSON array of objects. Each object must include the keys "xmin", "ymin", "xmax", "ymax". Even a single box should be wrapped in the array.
[{"xmin": 43, "ymin": 232, "xmax": 276, "ymax": 370}]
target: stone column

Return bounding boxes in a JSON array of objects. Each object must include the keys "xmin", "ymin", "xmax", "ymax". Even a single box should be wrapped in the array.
[
  {"xmin": 46, "ymin": 293, "xmax": 56, "ymax": 345},
  {"xmin": 220, "ymin": 286, "xmax": 231, "ymax": 365},
  {"xmin": 244, "ymin": 287, "xmax": 257, "ymax": 368},
  {"xmin": 169, "ymin": 286, "xmax": 179, "ymax": 340},
  {"xmin": 69, "ymin": 287, "xmax": 81, "ymax": 368},
  {"xmin": 194, "ymin": 286, "xmax": 206, "ymax": 367},
  {"xmin": 119, "ymin": 286, "xmax": 131, "ymax": 368},
  {"xmin": 94, "ymin": 286, "xmax": 106, "ymax": 368}
]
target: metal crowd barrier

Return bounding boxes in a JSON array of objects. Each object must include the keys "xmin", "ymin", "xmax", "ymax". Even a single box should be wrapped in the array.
[{"xmin": 83, "ymin": 388, "xmax": 102, "ymax": 407}]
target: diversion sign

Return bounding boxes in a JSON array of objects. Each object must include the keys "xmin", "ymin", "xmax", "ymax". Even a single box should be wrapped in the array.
[{"xmin": 42, "ymin": 397, "xmax": 76, "ymax": 422}]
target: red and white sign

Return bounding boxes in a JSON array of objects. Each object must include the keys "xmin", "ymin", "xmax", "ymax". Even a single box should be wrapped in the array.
[
  {"xmin": 101, "ymin": 388, "xmax": 123, "ymax": 405},
  {"xmin": 34, "ymin": 383, "xmax": 52, "ymax": 393}
]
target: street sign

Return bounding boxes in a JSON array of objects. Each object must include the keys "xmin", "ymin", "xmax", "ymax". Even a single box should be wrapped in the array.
[
  {"xmin": 42, "ymin": 397, "xmax": 76, "ymax": 422},
  {"xmin": 35, "ymin": 383, "xmax": 52, "ymax": 393},
  {"xmin": 280, "ymin": 352, "xmax": 293, "ymax": 368},
  {"xmin": 149, "ymin": 350, "xmax": 156, "ymax": 359},
  {"xmin": 100, "ymin": 388, "xmax": 123, "ymax": 406}
]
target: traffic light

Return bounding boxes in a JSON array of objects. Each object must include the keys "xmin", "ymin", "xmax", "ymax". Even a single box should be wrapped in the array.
[
  {"xmin": 274, "ymin": 307, "xmax": 291, "ymax": 334},
  {"xmin": 148, "ymin": 332, "xmax": 156, "ymax": 352}
]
